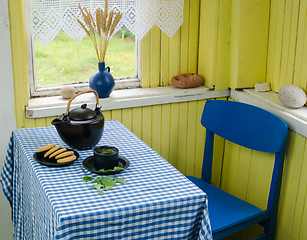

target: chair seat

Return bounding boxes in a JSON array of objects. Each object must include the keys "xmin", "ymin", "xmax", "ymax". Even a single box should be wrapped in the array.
[{"xmin": 187, "ymin": 176, "xmax": 262, "ymax": 233}]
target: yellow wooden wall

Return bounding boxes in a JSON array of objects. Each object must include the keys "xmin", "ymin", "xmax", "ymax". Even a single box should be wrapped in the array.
[
  {"xmin": 140, "ymin": 0, "xmax": 270, "ymax": 90},
  {"xmin": 266, "ymin": 0, "xmax": 307, "ymax": 93},
  {"xmin": 229, "ymin": 0, "xmax": 270, "ymax": 89},
  {"xmin": 141, "ymin": 0, "xmax": 201, "ymax": 88},
  {"xmin": 8, "ymin": 0, "xmax": 29, "ymax": 130},
  {"xmin": 141, "ymin": 0, "xmax": 271, "ymax": 90},
  {"xmin": 141, "ymin": 0, "xmax": 230, "ymax": 91}
]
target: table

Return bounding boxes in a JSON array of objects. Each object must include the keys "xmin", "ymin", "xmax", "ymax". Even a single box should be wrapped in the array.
[{"xmin": 1, "ymin": 120, "xmax": 212, "ymax": 240}]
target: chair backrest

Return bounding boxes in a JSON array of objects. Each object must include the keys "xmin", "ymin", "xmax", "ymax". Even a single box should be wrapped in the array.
[
  {"xmin": 201, "ymin": 100, "xmax": 287, "ymax": 153},
  {"xmin": 201, "ymin": 100, "xmax": 288, "ymax": 211}
]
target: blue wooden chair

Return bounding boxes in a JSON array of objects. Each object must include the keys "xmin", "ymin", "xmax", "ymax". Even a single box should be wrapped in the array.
[{"xmin": 187, "ymin": 100, "xmax": 288, "ymax": 240}]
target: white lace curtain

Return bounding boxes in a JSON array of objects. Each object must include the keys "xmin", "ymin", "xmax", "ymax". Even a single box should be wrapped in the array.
[{"xmin": 26, "ymin": 0, "xmax": 184, "ymax": 46}]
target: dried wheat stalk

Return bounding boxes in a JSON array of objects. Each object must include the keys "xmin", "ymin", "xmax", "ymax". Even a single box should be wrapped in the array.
[{"xmin": 77, "ymin": 0, "xmax": 122, "ymax": 62}]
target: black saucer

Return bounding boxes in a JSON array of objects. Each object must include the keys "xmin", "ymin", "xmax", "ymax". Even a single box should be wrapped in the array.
[
  {"xmin": 33, "ymin": 149, "xmax": 79, "ymax": 167},
  {"xmin": 82, "ymin": 155, "xmax": 130, "ymax": 175}
]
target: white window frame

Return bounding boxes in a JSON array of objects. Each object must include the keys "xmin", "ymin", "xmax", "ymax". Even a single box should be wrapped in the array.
[{"xmin": 26, "ymin": 17, "xmax": 142, "ymax": 98}]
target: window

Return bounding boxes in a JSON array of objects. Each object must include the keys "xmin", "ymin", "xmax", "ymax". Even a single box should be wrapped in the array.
[
  {"xmin": 25, "ymin": 0, "xmax": 184, "ymax": 97},
  {"xmin": 28, "ymin": 28, "xmax": 141, "ymax": 97}
]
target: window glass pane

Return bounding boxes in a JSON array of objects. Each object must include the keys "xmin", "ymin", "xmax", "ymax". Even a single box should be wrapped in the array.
[{"xmin": 34, "ymin": 29, "xmax": 136, "ymax": 87}]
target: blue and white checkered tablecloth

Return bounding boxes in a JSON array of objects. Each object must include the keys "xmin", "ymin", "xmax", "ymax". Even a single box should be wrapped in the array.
[{"xmin": 1, "ymin": 120, "xmax": 212, "ymax": 240}]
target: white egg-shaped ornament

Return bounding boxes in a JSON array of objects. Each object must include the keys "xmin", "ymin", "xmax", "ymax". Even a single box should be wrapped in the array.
[
  {"xmin": 278, "ymin": 84, "xmax": 307, "ymax": 108},
  {"xmin": 60, "ymin": 86, "xmax": 75, "ymax": 99}
]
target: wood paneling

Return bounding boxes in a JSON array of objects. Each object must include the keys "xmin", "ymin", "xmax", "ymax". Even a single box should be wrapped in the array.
[
  {"xmin": 186, "ymin": 101, "xmax": 198, "ymax": 176},
  {"xmin": 169, "ymin": 102, "xmax": 180, "ymax": 168},
  {"xmin": 131, "ymin": 107, "xmax": 142, "ymax": 139},
  {"xmin": 140, "ymin": 0, "xmax": 230, "ymax": 91},
  {"xmin": 141, "ymin": 31, "xmax": 151, "ymax": 87},
  {"xmin": 150, "ymin": 26, "xmax": 161, "ymax": 87},
  {"xmin": 276, "ymin": 132, "xmax": 306, "ymax": 239},
  {"xmin": 8, "ymin": 0, "xmax": 29, "ymax": 129},
  {"xmin": 160, "ymin": 104, "xmax": 171, "ymax": 161},
  {"xmin": 168, "ymin": 30, "xmax": 181, "ymax": 86},
  {"xmin": 214, "ymin": 0, "xmax": 231, "ymax": 91},
  {"xmin": 160, "ymin": 32, "xmax": 169, "ymax": 86},
  {"xmin": 197, "ymin": 0, "xmax": 232, "ymax": 91},
  {"xmin": 180, "ymin": 0, "xmax": 190, "ymax": 74},
  {"xmin": 151, "ymin": 104, "xmax": 162, "ymax": 153},
  {"xmin": 188, "ymin": 0, "xmax": 200, "ymax": 73},
  {"xmin": 229, "ymin": 0, "xmax": 270, "ymax": 89},
  {"xmin": 267, "ymin": 0, "xmax": 307, "ymax": 92},
  {"xmin": 197, "ymin": 0, "xmax": 219, "ymax": 89}
]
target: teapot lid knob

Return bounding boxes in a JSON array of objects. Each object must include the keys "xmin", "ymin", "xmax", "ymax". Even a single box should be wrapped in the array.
[{"xmin": 68, "ymin": 104, "xmax": 97, "ymax": 121}]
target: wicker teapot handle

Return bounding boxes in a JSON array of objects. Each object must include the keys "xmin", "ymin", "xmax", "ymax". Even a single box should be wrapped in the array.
[{"xmin": 66, "ymin": 90, "xmax": 100, "ymax": 113}]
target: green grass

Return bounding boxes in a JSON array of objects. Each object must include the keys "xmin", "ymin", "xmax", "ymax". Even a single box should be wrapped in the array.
[{"xmin": 34, "ymin": 31, "xmax": 136, "ymax": 86}]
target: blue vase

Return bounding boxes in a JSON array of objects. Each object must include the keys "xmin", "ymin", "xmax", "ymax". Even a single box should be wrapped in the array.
[{"xmin": 89, "ymin": 62, "xmax": 115, "ymax": 98}]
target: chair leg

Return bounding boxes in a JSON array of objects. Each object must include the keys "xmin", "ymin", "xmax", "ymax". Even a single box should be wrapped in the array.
[
  {"xmin": 264, "ymin": 227, "xmax": 275, "ymax": 240},
  {"xmin": 262, "ymin": 220, "xmax": 276, "ymax": 240},
  {"xmin": 250, "ymin": 234, "xmax": 266, "ymax": 240}
]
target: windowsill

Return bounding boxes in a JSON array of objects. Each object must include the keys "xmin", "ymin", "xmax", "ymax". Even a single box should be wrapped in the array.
[
  {"xmin": 30, "ymin": 78, "xmax": 141, "ymax": 98},
  {"xmin": 26, "ymin": 86, "xmax": 230, "ymax": 118},
  {"xmin": 230, "ymin": 89, "xmax": 307, "ymax": 138},
  {"xmin": 26, "ymin": 85, "xmax": 307, "ymax": 138}
]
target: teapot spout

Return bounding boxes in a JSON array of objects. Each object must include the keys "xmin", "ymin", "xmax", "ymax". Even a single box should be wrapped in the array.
[{"xmin": 51, "ymin": 118, "xmax": 65, "ymax": 126}]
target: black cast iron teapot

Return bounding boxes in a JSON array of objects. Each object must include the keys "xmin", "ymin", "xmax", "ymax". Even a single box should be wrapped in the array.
[{"xmin": 52, "ymin": 90, "xmax": 104, "ymax": 150}]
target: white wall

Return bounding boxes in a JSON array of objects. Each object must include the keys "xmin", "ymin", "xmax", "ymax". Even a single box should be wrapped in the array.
[{"xmin": 0, "ymin": 0, "xmax": 16, "ymax": 239}]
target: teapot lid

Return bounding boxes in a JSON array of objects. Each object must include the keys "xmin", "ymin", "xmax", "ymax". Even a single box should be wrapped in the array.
[{"xmin": 68, "ymin": 104, "xmax": 97, "ymax": 121}]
